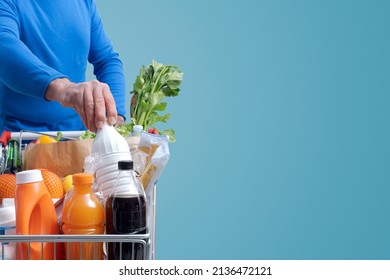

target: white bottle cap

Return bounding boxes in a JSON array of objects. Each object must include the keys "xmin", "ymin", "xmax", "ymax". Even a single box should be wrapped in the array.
[
  {"xmin": 133, "ymin": 125, "xmax": 143, "ymax": 132},
  {"xmin": 16, "ymin": 170, "xmax": 43, "ymax": 185}
]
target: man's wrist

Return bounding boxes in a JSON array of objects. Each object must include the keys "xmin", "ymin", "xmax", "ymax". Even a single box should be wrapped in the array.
[{"xmin": 45, "ymin": 78, "xmax": 73, "ymax": 102}]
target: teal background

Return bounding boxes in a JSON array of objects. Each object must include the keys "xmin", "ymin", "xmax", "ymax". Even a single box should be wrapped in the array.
[{"xmin": 95, "ymin": 0, "xmax": 390, "ymax": 259}]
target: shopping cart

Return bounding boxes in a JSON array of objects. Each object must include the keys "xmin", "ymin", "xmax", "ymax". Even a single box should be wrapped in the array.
[{"xmin": 0, "ymin": 130, "xmax": 156, "ymax": 260}]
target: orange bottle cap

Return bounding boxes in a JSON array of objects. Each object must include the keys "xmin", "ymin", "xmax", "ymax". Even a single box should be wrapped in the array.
[
  {"xmin": 16, "ymin": 170, "xmax": 43, "ymax": 185},
  {"xmin": 72, "ymin": 173, "xmax": 93, "ymax": 185}
]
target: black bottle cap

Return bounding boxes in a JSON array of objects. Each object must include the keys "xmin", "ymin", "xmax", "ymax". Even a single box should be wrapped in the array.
[{"xmin": 118, "ymin": 160, "xmax": 133, "ymax": 170}]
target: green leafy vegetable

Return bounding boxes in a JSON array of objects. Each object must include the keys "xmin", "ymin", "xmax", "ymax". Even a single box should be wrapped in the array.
[
  {"xmin": 113, "ymin": 123, "xmax": 132, "ymax": 137},
  {"xmin": 79, "ymin": 130, "xmax": 96, "ymax": 140},
  {"xmin": 130, "ymin": 60, "xmax": 183, "ymax": 142},
  {"xmin": 79, "ymin": 123, "xmax": 132, "ymax": 140},
  {"xmin": 55, "ymin": 132, "xmax": 63, "ymax": 141}
]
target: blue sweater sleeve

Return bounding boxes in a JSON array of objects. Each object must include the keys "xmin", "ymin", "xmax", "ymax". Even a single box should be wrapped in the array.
[
  {"xmin": 0, "ymin": 0, "xmax": 127, "ymax": 119},
  {"xmin": 0, "ymin": 1, "xmax": 67, "ymax": 99},
  {"xmin": 88, "ymin": 1, "xmax": 127, "ymax": 119}
]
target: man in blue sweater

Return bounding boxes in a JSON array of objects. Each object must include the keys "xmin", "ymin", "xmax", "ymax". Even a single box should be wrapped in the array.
[{"xmin": 0, "ymin": 0, "xmax": 126, "ymax": 133}]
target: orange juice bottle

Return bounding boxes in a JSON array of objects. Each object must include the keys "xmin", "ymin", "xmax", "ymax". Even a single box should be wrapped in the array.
[
  {"xmin": 61, "ymin": 173, "xmax": 104, "ymax": 260},
  {"xmin": 15, "ymin": 169, "xmax": 63, "ymax": 260}
]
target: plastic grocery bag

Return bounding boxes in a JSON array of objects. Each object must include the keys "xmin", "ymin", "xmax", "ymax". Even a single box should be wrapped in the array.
[
  {"xmin": 135, "ymin": 132, "xmax": 170, "ymax": 191},
  {"xmin": 23, "ymin": 139, "xmax": 93, "ymax": 178}
]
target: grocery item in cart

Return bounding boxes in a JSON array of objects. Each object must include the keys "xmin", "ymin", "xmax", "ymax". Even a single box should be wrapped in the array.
[
  {"xmin": 0, "ymin": 173, "xmax": 16, "ymax": 204},
  {"xmin": 105, "ymin": 160, "xmax": 147, "ymax": 260},
  {"xmin": 91, "ymin": 122, "xmax": 129, "ymax": 156},
  {"xmin": 127, "ymin": 125, "xmax": 143, "ymax": 152},
  {"xmin": 0, "ymin": 206, "xmax": 16, "ymax": 260},
  {"xmin": 4, "ymin": 139, "xmax": 21, "ymax": 174},
  {"xmin": 94, "ymin": 151, "xmax": 132, "ymax": 199},
  {"xmin": 14, "ymin": 170, "xmax": 63, "ymax": 260},
  {"xmin": 23, "ymin": 138, "xmax": 93, "ymax": 178},
  {"xmin": 61, "ymin": 173, "xmax": 104, "ymax": 260},
  {"xmin": 0, "ymin": 226, "xmax": 15, "ymax": 260},
  {"xmin": 137, "ymin": 132, "xmax": 170, "ymax": 191},
  {"xmin": 86, "ymin": 122, "xmax": 132, "ymax": 200},
  {"xmin": 0, "ymin": 131, "xmax": 11, "ymax": 174}
]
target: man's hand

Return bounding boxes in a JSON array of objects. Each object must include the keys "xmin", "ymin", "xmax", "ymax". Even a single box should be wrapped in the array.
[{"xmin": 45, "ymin": 78, "xmax": 119, "ymax": 132}]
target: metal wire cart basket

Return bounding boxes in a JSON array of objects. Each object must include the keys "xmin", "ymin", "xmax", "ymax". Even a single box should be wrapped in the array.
[
  {"xmin": 0, "ymin": 130, "xmax": 157, "ymax": 260},
  {"xmin": 0, "ymin": 185, "xmax": 156, "ymax": 260}
]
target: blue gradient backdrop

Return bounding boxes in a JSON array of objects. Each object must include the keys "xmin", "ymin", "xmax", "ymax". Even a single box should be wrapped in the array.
[{"xmin": 95, "ymin": 0, "xmax": 390, "ymax": 259}]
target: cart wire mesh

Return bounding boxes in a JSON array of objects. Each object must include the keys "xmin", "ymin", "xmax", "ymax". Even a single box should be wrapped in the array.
[{"xmin": 0, "ymin": 184, "xmax": 156, "ymax": 260}]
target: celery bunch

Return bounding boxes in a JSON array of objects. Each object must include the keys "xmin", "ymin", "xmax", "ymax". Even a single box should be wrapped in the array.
[{"xmin": 130, "ymin": 60, "xmax": 183, "ymax": 142}]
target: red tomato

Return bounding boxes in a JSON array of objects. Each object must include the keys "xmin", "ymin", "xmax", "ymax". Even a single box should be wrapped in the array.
[{"xmin": 148, "ymin": 128, "xmax": 159, "ymax": 135}]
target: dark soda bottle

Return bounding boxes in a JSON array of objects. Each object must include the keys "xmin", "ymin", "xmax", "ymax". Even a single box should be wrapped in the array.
[{"xmin": 105, "ymin": 160, "xmax": 147, "ymax": 260}]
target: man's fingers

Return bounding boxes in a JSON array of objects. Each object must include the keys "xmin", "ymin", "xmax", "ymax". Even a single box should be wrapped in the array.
[
  {"xmin": 83, "ymin": 83, "xmax": 97, "ymax": 132},
  {"xmin": 102, "ymin": 83, "xmax": 117, "ymax": 125},
  {"xmin": 93, "ymin": 83, "xmax": 107, "ymax": 129}
]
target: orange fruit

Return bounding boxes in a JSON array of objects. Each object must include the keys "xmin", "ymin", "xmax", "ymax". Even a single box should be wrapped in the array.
[
  {"xmin": 0, "ymin": 174, "xmax": 16, "ymax": 204},
  {"xmin": 36, "ymin": 135, "xmax": 57, "ymax": 144},
  {"xmin": 39, "ymin": 169, "xmax": 64, "ymax": 198}
]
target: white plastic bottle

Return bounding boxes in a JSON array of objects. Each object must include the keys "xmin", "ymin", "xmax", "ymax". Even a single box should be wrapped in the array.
[{"xmin": 127, "ymin": 125, "xmax": 143, "ymax": 151}]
